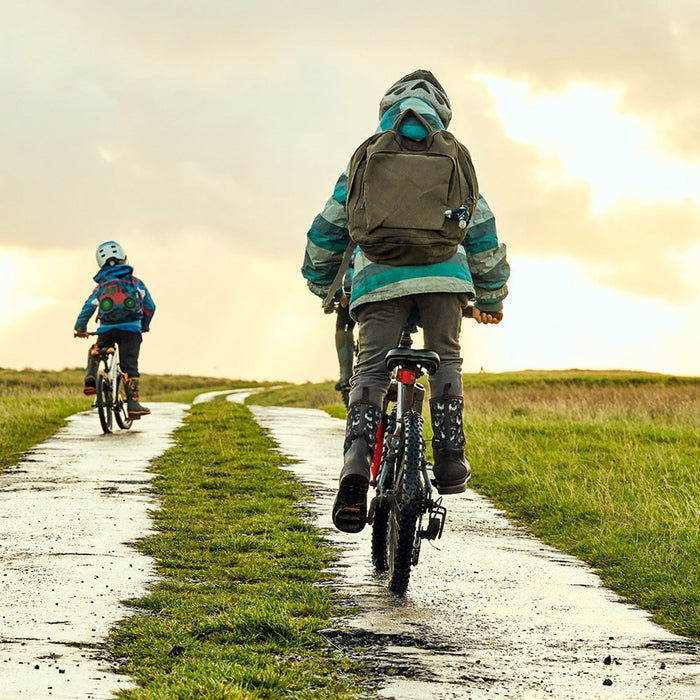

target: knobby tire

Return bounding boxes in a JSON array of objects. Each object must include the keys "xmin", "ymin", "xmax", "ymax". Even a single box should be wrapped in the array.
[
  {"xmin": 113, "ymin": 372, "xmax": 133, "ymax": 430},
  {"xmin": 96, "ymin": 373, "xmax": 113, "ymax": 434},
  {"xmin": 371, "ymin": 410, "xmax": 396, "ymax": 572},
  {"xmin": 388, "ymin": 412, "xmax": 424, "ymax": 593}
]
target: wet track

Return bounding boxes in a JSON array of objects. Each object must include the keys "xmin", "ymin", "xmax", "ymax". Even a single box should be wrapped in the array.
[
  {"xmin": 0, "ymin": 403, "xmax": 186, "ymax": 699},
  {"xmin": 239, "ymin": 398, "xmax": 700, "ymax": 700},
  {"xmin": 1, "ymin": 393, "xmax": 699, "ymax": 699}
]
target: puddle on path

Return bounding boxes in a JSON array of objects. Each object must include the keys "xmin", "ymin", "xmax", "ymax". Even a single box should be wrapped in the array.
[
  {"xmin": 241, "ymin": 400, "xmax": 700, "ymax": 700},
  {"xmin": 0, "ymin": 403, "xmax": 186, "ymax": 699}
]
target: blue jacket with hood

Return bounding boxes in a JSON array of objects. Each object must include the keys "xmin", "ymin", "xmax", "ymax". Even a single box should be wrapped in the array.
[
  {"xmin": 74, "ymin": 264, "xmax": 155, "ymax": 334},
  {"xmin": 301, "ymin": 96, "xmax": 510, "ymax": 317}
]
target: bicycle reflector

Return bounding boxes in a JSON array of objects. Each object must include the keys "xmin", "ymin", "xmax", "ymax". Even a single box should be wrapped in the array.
[{"xmin": 396, "ymin": 368, "xmax": 417, "ymax": 385}]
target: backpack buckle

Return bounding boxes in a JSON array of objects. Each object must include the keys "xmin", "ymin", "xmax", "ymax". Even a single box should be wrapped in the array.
[{"xmin": 444, "ymin": 205, "xmax": 470, "ymax": 229}]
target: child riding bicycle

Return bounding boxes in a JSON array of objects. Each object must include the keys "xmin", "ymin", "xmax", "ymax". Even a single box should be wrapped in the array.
[
  {"xmin": 73, "ymin": 241, "xmax": 156, "ymax": 419},
  {"xmin": 301, "ymin": 69, "xmax": 510, "ymax": 533},
  {"xmin": 325, "ymin": 301, "xmax": 356, "ymax": 406}
]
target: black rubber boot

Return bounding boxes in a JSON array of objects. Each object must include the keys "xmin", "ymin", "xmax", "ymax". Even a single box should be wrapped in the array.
[
  {"xmin": 332, "ymin": 401, "xmax": 381, "ymax": 533},
  {"xmin": 430, "ymin": 395, "xmax": 471, "ymax": 494},
  {"xmin": 83, "ymin": 345, "xmax": 99, "ymax": 396},
  {"xmin": 124, "ymin": 376, "xmax": 151, "ymax": 419}
]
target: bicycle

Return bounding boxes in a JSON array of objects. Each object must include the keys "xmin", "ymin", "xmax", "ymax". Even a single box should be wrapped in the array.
[
  {"xmin": 367, "ymin": 327, "xmax": 447, "ymax": 594},
  {"xmin": 87, "ymin": 335, "xmax": 133, "ymax": 434}
]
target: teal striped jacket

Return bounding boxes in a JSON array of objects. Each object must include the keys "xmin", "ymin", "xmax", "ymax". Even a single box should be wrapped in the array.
[{"xmin": 301, "ymin": 97, "xmax": 510, "ymax": 316}]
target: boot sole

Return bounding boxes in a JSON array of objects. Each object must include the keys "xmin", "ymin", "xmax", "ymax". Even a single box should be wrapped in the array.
[
  {"xmin": 434, "ymin": 474, "xmax": 471, "ymax": 495},
  {"xmin": 332, "ymin": 474, "xmax": 369, "ymax": 533}
]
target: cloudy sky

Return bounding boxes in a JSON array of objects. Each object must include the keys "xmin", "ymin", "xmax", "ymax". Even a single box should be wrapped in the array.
[{"xmin": 1, "ymin": 1, "xmax": 698, "ymax": 382}]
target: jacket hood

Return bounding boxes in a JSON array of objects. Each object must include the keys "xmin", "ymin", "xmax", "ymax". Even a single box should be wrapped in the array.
[
  {"xmin": 378, "ymin": 97, "xmax": 445, "ymax": 141},
  {"xmin": 93, "ymin": 263, "xmax": 134, "ymax": 283}
]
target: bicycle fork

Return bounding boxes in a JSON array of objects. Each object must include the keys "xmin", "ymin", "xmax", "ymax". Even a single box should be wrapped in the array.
[{"xmin": 369, "ymin": 376, "xmax": 448, "ymax": 547}]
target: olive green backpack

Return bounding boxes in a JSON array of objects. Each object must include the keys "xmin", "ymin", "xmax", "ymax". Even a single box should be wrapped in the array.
[{"xmin": 346, "ymin": 108, "xmax": 478, "ymax": 266}]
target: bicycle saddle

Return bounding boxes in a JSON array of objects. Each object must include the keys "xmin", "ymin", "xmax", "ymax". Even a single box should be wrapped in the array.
[
  {"xmin": 91, "ymin": 346, "xmax": 114, "ymax": 357},
  {"xmin": 385, "ymin": 348, "xmax": 441, "ymax": 375}
]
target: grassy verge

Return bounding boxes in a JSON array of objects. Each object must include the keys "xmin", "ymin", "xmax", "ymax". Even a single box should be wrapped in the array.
[
  {"xmin": 250, "ymin": 371, "xmax": 700, "ymax": 640},
  {"xmin": 0, "ymin": 367, "xmax": 266, "ymax": 470},
  {"xmin": 110, "ymin": 398, "xmax": 362, "ymax": 699}
]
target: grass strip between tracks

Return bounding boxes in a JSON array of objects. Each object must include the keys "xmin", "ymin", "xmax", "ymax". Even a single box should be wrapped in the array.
[
  {"xmin": 251, "ymin": 372, "xmax": 700, "ymax": 641},
  {"xmin": 109, "ymin": 398, "xmax": 361, "ymax": 699}
]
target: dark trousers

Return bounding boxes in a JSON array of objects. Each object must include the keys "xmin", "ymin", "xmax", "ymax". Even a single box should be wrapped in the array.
[
  {"xmin": 96, "ymin": 329, "xmax": 142, "ymax": 378},
  {"xmin": 349, "ymin": 293, "xmax": 468, "ymax": 407},
  {"xmin": 335, "ymin": 304, "xmax": 356, "ymax": 333}
]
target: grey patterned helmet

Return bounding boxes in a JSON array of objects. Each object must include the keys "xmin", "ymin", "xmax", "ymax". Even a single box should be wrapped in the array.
[
  {"xmin": 379, "ymin": 69, "xmax": 452, "ymax": 127},
  {"xmin": 95, "ymin": 241, "xmax": 127, "ymax": 268}
]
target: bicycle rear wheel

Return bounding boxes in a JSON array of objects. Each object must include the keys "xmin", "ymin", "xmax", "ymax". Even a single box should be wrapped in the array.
[
  {"xmin": 96, "ymin": 373, "xmax": 113, "ymax": 434},
  {"xmin": 113, "ymin": 372, "xmax": 133, "ymax": 430},
  {"xmin": 388, "ymin": 411, "xmax": 425, "ymax": 593}
]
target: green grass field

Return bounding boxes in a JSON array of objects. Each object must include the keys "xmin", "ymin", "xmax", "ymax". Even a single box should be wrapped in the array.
[
  {"xmin": 110, "ymin": 399, "xmax": 360, "ymax": 699},
  {"xmin": 2, "ymin": 367, "xmax": 699, "ymax": 696}
]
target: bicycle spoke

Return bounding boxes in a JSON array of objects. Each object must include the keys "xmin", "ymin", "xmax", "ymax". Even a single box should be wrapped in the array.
[{"xmin": 113, "ymin": 371, "xmax": 133, "ymax": 430}]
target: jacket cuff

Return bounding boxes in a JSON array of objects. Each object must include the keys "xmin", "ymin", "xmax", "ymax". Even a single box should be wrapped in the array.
[
  {"xmin": 307, "ymin": 281, "xmax": 331, "ymax": 299},
  {"xmin": 475, "ymin": 300, "xmax": 503, "ymax": 313}
]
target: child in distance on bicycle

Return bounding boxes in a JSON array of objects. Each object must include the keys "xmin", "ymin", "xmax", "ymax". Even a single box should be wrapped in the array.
[
  {"xmin": 73, "ymin": 241, "xmax": 156, "ymax": 419},
  {"xmin": 301, "ymin": 69, "xmax": 510, "ymax": 533}
]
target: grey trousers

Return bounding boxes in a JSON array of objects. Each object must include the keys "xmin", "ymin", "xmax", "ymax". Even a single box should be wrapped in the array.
[{"xmin": 349, "ymin": 293, "xmax": 468, "ymax": 407}]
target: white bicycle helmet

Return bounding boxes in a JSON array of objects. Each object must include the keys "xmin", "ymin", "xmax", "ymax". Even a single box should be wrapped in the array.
[
  {"xmin": 95, "ymin": 240, "xmax": 127, "ymax": 268},
  {"xmin": 379, "ymin": 69, "xmax": 452, "ymax": 127}
]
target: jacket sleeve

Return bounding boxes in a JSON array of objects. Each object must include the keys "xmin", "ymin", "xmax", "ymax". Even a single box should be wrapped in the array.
[
  {"xmin": 74, "ymin": 289, "xmax": 99, "ymax": 332},
  {"xmin": 301, "ymin": 167, "xmax": 352, "ymax": 299},
  {"xmin": 462, "ymin": 195, "xmax": 510, "ymax": 312},
  {"xmin": 135, "ymin": 279, "xmax": 156, "ymax": 331}
]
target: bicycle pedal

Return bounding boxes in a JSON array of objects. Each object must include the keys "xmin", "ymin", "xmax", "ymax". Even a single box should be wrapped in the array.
[
  {"xmin": 420, "ymin": 508, "xmax": 446, "ymax": 540},
  {"xmin": 420, "ymin": 518, "xmax": 441, "ymax": 540}
]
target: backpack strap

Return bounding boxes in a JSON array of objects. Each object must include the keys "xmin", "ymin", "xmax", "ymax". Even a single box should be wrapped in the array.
[{"xmin": 322, "ymin": 241, "xmax": 355, "ymax": 311}]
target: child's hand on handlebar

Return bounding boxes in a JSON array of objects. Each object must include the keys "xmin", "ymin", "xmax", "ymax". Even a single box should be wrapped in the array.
[
  {"xmin": 471, "ymin": 307, "xmax": 503, "ymax": 324},
  {"xmin": 74, "ymin": 331, "xmax": 90, "ymax": 338}
]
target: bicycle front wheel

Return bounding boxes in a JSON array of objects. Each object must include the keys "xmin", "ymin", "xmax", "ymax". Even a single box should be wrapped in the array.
[
  {"xmin": 387, "ymin": 411, "xmax": 425, "ymax": 594},
  {"xmin": 371, "ymin": 410, "xmax": 397, "ymax": 572},
  {"xmin": 114, "ymin": 373, "xmax": 133, "ymax": 430},
  {"xmin": 96, "ymin": 373, "xmax": 113, "ymax": 434}
]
